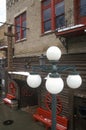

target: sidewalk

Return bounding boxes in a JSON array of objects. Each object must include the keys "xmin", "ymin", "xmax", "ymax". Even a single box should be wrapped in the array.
[{"xmin": 0, "ymin": 103, "xmax": 45, "ymax": 130}]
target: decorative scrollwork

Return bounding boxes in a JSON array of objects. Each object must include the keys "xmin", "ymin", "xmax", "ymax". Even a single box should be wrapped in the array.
[{"xmin": 45, "ymin": 93, "xmax": 62, "ymax": 115}]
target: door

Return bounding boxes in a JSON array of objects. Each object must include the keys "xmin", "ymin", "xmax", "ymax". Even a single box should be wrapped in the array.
[
  {"xmin": 15, "ymin": 80, "xmax": 38, "ymax": 107},
  {"xmin": 73, "ymin": 96, "xmax": 86, "ymax": 130}
]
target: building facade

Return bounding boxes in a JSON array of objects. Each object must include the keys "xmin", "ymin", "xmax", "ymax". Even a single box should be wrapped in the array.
[
  {"xmin": 0, "ymin": 24, "xmax": 7, "ymax": 58},
  {"xmin": 0, "ymin": 24, "xmax": 8, "ymax": 100},
  {"xmin": 6, "ymin": 0, "xmax": 86, "ymax": 130}
]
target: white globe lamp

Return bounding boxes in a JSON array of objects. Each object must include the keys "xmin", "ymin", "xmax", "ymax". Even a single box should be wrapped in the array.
[
  {"xmin": 45, "ymin": 77, "xmax": 64, "ymax": 94},
  {"xmin": 27, "ymin": 74, "xmax": 42, "ymax": 88},
  {"xmin": 67, "ymin": 74, "xmax": 82, "ymax": 89},
  {"xmin": 46, "ymin": 46, "xmax": 61, "ymax": 61}
]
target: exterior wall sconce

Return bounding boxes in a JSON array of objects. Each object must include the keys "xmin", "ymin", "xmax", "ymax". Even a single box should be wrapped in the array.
[{"xmin": 26, "ymin": 46, "xmax": 82, "ymax": 130}]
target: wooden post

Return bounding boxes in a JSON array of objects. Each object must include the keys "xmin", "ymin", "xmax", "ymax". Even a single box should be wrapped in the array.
[{"xmin": 4, "ymin": 26, "xmax": 15, "ymax": 71}]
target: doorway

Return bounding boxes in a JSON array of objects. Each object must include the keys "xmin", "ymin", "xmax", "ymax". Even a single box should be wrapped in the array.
[{"xmin": 73, "ymin": 96, "xmax": 86, "ymax": 130}]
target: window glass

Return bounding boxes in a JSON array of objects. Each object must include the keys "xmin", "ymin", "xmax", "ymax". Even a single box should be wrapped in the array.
[
  {"xmin": 43, "ymin": 8, "xmax": 51, "ymax": 21},
  {"xmin": 55, "ymin": 1, "xmax": 65, "ymax": 29},
  {"xmin": 23, "ymin": 30, "xmax": 26, "ymax": 38},
  {"xmin": 22, "ymin": 21, "xmax": 26, "ymax": 38},
  {"xmin": 43, "ymin": 0, "xmax": 51, "ymax": 6},
  {"xmin": 44, "ymin": 21, "xmax": 51, "ymax": 31},
  {"xmin": 15, "ymin": 12, "xmax": 26, "ymax": 41},
  {"xmin": 16, "ymin": 24, "xmax": 20, "ymax": 32},
  {"xmin": 55, "ymin": 1, "xmax": 64, "ymax": 16},
  {"xmin": 80, "ymin": 0, "xmax": 86, "ymax": 5},
  {"xmin": 22, "ymin": 21, "xmax": 26, "ymax": 29},
  {"xmin": 80, "ymin": 0, "xmax": 86, "ymax": 16},
  {"xmin": 42, "ymin": 0, "xmax": 51, "ymax": 32},
  {"xmin": 41, "ymin": 0, "xmax": 65, "ymax": 33},
  {"xmin": 56, "ymin": 15, "xmax": 65, "ymax": 28},
  {"xmin": 15, "ymin": 23, "xmax": 20, "ymax": 40}
]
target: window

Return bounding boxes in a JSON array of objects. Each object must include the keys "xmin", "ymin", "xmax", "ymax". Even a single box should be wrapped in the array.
[
  {"xmin": 41, "ymin": 0, "xmax": 51, "ymax": 32},
  {"xmin": 41, "ymin": 0, "xmax": 65, "ymax": 33},
  {"xmin": 55, "ymin": 1, "xmax": 65, "ymax": 28},
  {"xmin": 74, "ymin": 0, "xmax": 86, "ymax": 24},
  {"xmin": 15, "ymin": 12, "xmax": 26, "ymax": 41},
  {"xmin": 80, "ymin": 0, "xmax": 86, "ymax": 16}
]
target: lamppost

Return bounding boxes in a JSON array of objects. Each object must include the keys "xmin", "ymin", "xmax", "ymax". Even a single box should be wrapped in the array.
[{"xmin": 26, "ymin": 46, "xmax": 82, "ymax": 130}]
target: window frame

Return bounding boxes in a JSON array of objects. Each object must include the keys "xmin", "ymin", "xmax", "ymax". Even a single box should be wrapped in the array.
[
  {"xmin": 55, "ymin": 0, "xmax": 65, "ymax": 29},
  {"xmin": 15, "ymin": 11, "xmax": 26, "ymax": 42},
  {"xmin": 41, "ymin": 0, "xmax": 65, "ymax": 33},
  {"xmin": 41, "ymin": 0, "xmax": 52, "ymax": 33}
]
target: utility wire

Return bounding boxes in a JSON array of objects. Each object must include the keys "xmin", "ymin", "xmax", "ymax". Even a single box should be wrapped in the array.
[{"xmin": 0, "ymin": 22, "xmax": 29, "ymax": 30}]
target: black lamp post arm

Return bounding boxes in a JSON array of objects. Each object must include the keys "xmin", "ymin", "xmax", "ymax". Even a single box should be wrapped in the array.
[
  {"xmin": 31, "ymin": 64, "xmax": 78, "ymax": 76},
  {"xmin": 57, "ymin": 65, "xmax": 78, "ymax": 74}
]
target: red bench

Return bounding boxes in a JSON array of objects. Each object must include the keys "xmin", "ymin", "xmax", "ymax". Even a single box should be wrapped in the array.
[
  {"xmin": 33, "ymin": 107, "xmax": 68, "ymax": 130},
  {"xmin": 3, "ymin": 93, "xmax": 16, "ymax": 105}
]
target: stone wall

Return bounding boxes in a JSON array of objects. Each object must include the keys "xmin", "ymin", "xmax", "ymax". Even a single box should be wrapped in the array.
[{"xmin": 6, "ymin": 0, "xmax": 66, "ymax": 57}]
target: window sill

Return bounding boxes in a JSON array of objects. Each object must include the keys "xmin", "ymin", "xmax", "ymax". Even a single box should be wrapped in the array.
[
  {"xmin": 40, "ymin": 30, "xmax": 55, "ymax": 37},
  {"xmin": 15, "ymin": 38, "xmax": 27, "ymax": 43}
]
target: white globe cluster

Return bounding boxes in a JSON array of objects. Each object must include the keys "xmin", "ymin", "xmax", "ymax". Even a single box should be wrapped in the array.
[{"xmin": 26, "ymin": 46, "xmax": 82, "ymax": 94}]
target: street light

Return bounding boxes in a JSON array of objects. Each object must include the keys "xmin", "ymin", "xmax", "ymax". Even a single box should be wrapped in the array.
[{"xmin": 26, "ymin": 46, "xmax": 82, "ymax": 130}]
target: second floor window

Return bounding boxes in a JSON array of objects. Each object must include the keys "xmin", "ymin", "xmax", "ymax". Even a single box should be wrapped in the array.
[
  {"xmin": 80, "ymin": 0, "xmax": 86, "ymax": 16},
  {"xmin": 74, "ymin": 0, "xmax": 86, "ymax": 24},
  {"xmin": 42, "ymin": 0, "xmax": 51, "ymax": 32},
  {"xmin": 41, "ymin": 0, "xmax": 65, "ymax": 33},
  {"xmin": 55, "ymin": 1, "xmax": 65, "ymax": 28},
  {"xmin": 15, "ymin": 12, "xmax": 26, "ymax": 41}
]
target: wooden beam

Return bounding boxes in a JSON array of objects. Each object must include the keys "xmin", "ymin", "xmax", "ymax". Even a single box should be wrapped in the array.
[{"xmin": 5, "ymin": 26, "xmax": 14, "ymax": 71}]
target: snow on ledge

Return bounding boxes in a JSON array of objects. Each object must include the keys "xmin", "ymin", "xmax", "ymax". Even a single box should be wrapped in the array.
[
  {"xmin": 57, "ymin": 24, "xmax": 84, "ymax": 32},
  {"xmin": 8, "ymin": 71, "xmax": 30, "ymax": 76},
  {"xmin": 0, "ymin": 46, "xmax": 8, "ymax": 49}
]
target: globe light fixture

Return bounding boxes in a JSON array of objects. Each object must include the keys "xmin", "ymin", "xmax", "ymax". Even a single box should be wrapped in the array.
[
  {"xmin": 27, "ymin": 74, "xmax": 42, "ymax": 88},
  {"xmin": 26, "ymin": 46, "xmax": 82, "ymax": 130},
  {"xmin": 67, "ymin": 74, "xmax": 82, "ymax": 89},
  {"xmin": 46, "ymin": 77, "xmax": 64, "ymax": 94},
  {"xmin": 46, "ymin": 46, "xmax": 61, "ymax": 61}
]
